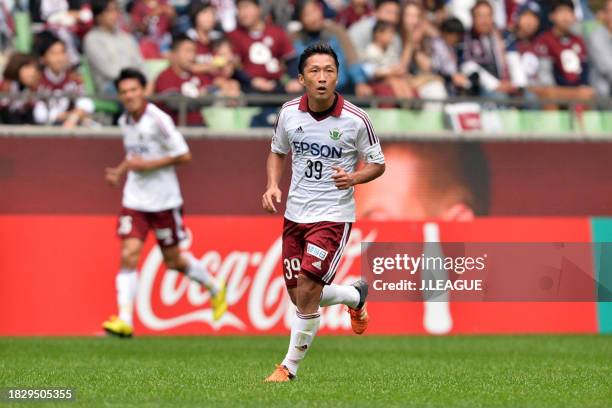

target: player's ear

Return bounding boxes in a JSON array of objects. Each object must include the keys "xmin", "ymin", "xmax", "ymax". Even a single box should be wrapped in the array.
[{"xmin": 298, "ymin": 73, "xmax": 305, "ymax": 87}]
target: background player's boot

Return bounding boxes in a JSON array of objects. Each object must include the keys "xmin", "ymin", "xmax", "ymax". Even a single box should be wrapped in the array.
[
  {"xmin": 211, "ymin": 280, "xmax": 228, "ymax": 321},
  {"xmin": 264, "ymin": 365, "xmax": 295, "ymax": 382},
  {"xmin": 348, "ymin": 280, "xmax": 369, "ymax": 335},
  {"xmin": 102, "ymin": 316, "xmax": 134, "ymax": 338}
]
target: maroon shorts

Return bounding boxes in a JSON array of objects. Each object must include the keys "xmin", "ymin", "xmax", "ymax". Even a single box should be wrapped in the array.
[
  {"xmin": 117, "ymin": 207, "xmax": 186, "ymax": 248},
  {"xmin": 282, "ymin": 218, "xmax": 352, "ymax": 288}
]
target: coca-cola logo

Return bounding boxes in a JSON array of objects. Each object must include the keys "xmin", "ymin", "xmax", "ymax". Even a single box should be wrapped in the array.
[{"xmin": 136, "ymin": 228, "xmax": 378, "ymax": 332}]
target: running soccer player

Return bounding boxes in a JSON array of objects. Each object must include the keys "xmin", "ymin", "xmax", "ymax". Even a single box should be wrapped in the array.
[
  {"xmin": 262, "ymin": 43, "xmax": 385, "ymax": 382},
  {"xmin": 102, "ymin": 68, "xmax": 227, "ymax": 337}
]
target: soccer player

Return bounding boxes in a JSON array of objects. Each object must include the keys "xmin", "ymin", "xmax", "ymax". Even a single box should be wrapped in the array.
[
  {"xmin": 262, "ymin": 43, "xmax": 386, "ymax": 382},
  {"xmin": 102, "ymin": 68, "xmax": 227, "ymax": 337}
]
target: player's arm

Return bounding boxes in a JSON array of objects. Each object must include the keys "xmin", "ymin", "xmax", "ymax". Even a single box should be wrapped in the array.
[
  {"xmin": 105, "ymin": 159, "xmax": 129, "ymax": 187},
  {"xmin": 262, "ymin": 152, "xmax": 286, "ymax": 214},
  {"xmin": 332, "ymin": 162, "xmax": 385, "ymax": 190},
  {"xmin": 263, "ymin": 109, "xmax": 290, "ymax": 213},
  {"xmin": 125, "ymin": 152, "xmax": 192, "ymax": 172}
]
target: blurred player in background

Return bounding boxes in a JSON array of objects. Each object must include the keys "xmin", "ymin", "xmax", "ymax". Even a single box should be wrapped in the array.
[
  {"xmin": 102, "ymin": 68, "xmax": 227, "ymax": 337},
  {"xmin": 262, "ymin": 43, "xmax": 386, "ymax": 382}
]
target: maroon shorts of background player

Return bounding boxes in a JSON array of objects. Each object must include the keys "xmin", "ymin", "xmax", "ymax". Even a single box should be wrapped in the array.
[
  {"xmin": 282, "ymin": 218, "xmax": 352, "ymax": 288},
  {"xmin": 116, "ymin": 207, "xmax": 186, "ymax": 248}
]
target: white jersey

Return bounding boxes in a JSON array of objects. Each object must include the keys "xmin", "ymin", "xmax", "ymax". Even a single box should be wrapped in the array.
[
  {"xmin": 271, "ymin": 94, "xmax": 385, "ymax": 223},
  {"xmin": 119, "ymin": 103, "xmax": 190, "ymax": 212}
]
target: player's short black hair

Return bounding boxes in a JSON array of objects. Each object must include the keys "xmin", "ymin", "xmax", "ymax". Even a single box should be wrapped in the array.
[
  {"xmin": 298, "ymin": 42, "xmax": 339, "ymax": 75},
  {"xmin": 34, "ymin": 31, "xmax": 64, "ymax": 57},
  {"xmin": 374, "ymin": 0, "xmax": 400, "ymax": 10},
  {"xmin": 171, "ymin": 33, "xmax": 194, "ymax": 50},
  {"xmin": 441, "ymin": 17, "xmax": 465, "ymax": 35},
  {"xmin": 114, "ymin": 68, "xmax": 147, "ymax": 89},
  {"xmin": 551, "ymin": 0, "xmax": 575, "ymax": 12}
]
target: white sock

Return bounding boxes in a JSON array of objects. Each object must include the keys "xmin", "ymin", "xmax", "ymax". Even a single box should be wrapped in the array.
[
  {"xmin": 281, "ymin": 311, "xmax": 321, "ymax": 376},
  {"xmin": 184, "ymin": 253, "xmax": 220, "ymax": 296},
  {"xmin": 319, "ymin": 284, "xmax": 360, "ymax": 308},
  {"xmin": 116, "ymin": 268, "xmax": 138, "ymax": 326}
]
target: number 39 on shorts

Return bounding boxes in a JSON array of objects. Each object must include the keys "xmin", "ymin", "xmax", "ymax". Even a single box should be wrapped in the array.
[{"xmin": 283, "ymin": 258, "xmax": 300, "ymax": 280}]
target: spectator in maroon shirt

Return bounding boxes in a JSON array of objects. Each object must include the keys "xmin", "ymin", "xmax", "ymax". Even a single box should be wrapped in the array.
[
  {"xmin": 227, "ymin": 0, "xmax": 301, "ymax": 94},
  {"xmin": 33, "ymin": 31, "xmax": 94, "ymax": 127},
  {"xmin": 531, "ymin": 0, "xmax": 594, "ymax": 106},
  {"xmin": 131, "ymin": 0, "xmax": 176, "ymax": 58},
  {"xmin": 154, "ymin": 34, "xmax": 209, "ymax": 126},
  {"xmin": 335, "ymin": 0, "xmax": 374, "ymax": 29},
  {"xmin": 0, "ymin": 53, "xmax": 41, "ymax": 124}
]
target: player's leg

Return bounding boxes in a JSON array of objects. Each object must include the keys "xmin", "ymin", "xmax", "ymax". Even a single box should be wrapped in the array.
[
  {"xmin": 103, "ymin": 208, "xmax": 148, "ymax": 337},
  {"xmin": 160, "ymin": 245, "xmax": 227, "ymax": 321}
]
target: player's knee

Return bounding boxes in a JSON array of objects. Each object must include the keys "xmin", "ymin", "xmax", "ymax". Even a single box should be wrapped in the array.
[
  {"xmin": 163, "ymin": 254, "xmax": 184, "ymax": 271},
  {"xmin": 121, "ymin": 247, "xmax": 140, "ymax": 269}
]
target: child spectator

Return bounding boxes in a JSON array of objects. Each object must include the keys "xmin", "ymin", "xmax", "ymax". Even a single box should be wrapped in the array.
[
  {"xmin": 130, "ymin": 0, "xmax": 176, "ymax": 58},
  {"xmin": 0, "ymin": 53, "xmax": 41, "ymax": 124},
  {"xmin": 363, "ymin": 20, "xmax": 413, "ymax": 98},
  {"xmin": 504, "ymin": 2, "xmax": 542, "ymax": 87},
  {"xmin": 33, "ymin": 32, "xmax": 94, "ymax": 127},
  {"xmin": 431, "ymin": 17, "xmax": 472, "ymax": 94},
  {"xmin": 335, "ymin": 0, "xmax": 373, "ymax": 28}
]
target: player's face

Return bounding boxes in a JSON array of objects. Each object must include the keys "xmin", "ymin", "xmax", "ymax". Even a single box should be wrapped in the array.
[
  {"xmin": 472, "ymin": 4, "xmax": 494, "ymax": 35},
  {"xmin": 43, "ymin": 42, "xmax": 68, "ymax": 73},
  {"xmin": 118, "ymin": 79, "xmax": 146, "ymax": 115},
  {"xmin": 299, "ymin": 54, "xmax": 338, "ymax": 103}
]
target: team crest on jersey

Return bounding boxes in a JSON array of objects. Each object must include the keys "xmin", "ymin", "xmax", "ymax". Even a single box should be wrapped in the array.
[{"xmin": 329, "ymin": 128, "xmax": 343, "ymax": 141}]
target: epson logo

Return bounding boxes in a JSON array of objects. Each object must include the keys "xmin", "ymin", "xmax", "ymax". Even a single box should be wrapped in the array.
[{"xmin": 292, "ymin": 141, "xmax": 342, "ymax": 158}]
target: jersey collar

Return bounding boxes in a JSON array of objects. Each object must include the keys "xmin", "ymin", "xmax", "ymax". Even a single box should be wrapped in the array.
[{"xmin": 298, "ymin": 92, "xmax": 344, "ymax": 119}]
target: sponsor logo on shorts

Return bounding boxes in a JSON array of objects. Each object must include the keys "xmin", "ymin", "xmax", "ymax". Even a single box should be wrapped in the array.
[{"xmin": 306, "ymin": 243, "xmax": 328, "ymax": 261}]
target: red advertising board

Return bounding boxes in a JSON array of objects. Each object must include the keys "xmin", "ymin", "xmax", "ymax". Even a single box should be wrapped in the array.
[{"xmin": 0, "ymin": 216, "xmax": 597, "ymax": 336}]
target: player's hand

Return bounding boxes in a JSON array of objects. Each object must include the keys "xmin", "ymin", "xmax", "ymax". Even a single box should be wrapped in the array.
[
  {"xmin": 126, "ymin": 156, "xmax": 153, "ymax": 171},
  {"xmin": 105, "ymin": 167, "xmax": 121, "ymax": 187},
  {"xmin": 262, "ymin": 186, "xmax": 282, "ymax": 214},
  {"xmin": 332, "ymin": 166, "xmax": 355, "ymax": 190}
]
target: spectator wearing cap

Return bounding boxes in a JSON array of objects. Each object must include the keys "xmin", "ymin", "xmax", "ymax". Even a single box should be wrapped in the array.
[
  {"xmin": 0, "ymin": 53, "xmax": 41, "ymax": 124},
  {"xmin": 130, "ymin": 0, "xmax": 176, "ymax": 58},
  {"xmin": 84, "ymin": 0, "xmax": 144, "ymax": 94},
  {"xmin": 227, "ymin": 0, "xmax": 301, "ymax": 95},
  {"xmin": 504, "ymin": 2, "xmax": 543, "ymax": 87},
  {"xmin": 292, "ymin": 0, "xmax": 367, "ymax": 94},
  {"xmin": 335, "ymin": 0, "xmax": 374, "ymax": 28},
  {"xmin": 587, "ymin": 0, "xmax": 612, "ymax": 97},
  {"xmin": 33, "ymin": 31, "xmax": 95, "ymax": 127}
]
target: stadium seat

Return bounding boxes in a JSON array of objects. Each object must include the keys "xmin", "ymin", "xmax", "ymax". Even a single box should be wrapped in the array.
[
  {"xmin": 202, "ymin": 107, "xmax": 260, "ymax": 129},
  {"xmin": 78, "ymin": 61, "xmax": 120, "ymax": 115},
  {"xmin": 144, "ymin": 59, "xmax": 170, "ymax": 83},
  {"xmin": 14, "ymin": 12, "xmax": 33, "ymax": 53}
]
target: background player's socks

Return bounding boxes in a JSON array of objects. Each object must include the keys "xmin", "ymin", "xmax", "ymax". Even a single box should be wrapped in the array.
[
  {"xmin": 281, "ymin": 310, "xmax": 321, "ymax": 376},
  {"xmin": 116, "ymin": 268, "xmax": 138, "ymax": 326},
  {"xmin": 184, "ymin": 253, "xmax": 220, "ymax": 296},
  {"xmin": 319, "ymin": 284, "xmax": 360, "ymax": 309}
]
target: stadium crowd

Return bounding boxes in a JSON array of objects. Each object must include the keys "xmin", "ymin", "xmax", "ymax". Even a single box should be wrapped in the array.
[{"xmin": 0, "ymin": 0, "xmax": 610, "ymax": 126}]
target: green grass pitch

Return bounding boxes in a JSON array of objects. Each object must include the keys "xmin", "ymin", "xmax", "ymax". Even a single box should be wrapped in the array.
[{"xmin": 1, "ymin": 335, "xmax": 610, "ymax": 407}]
